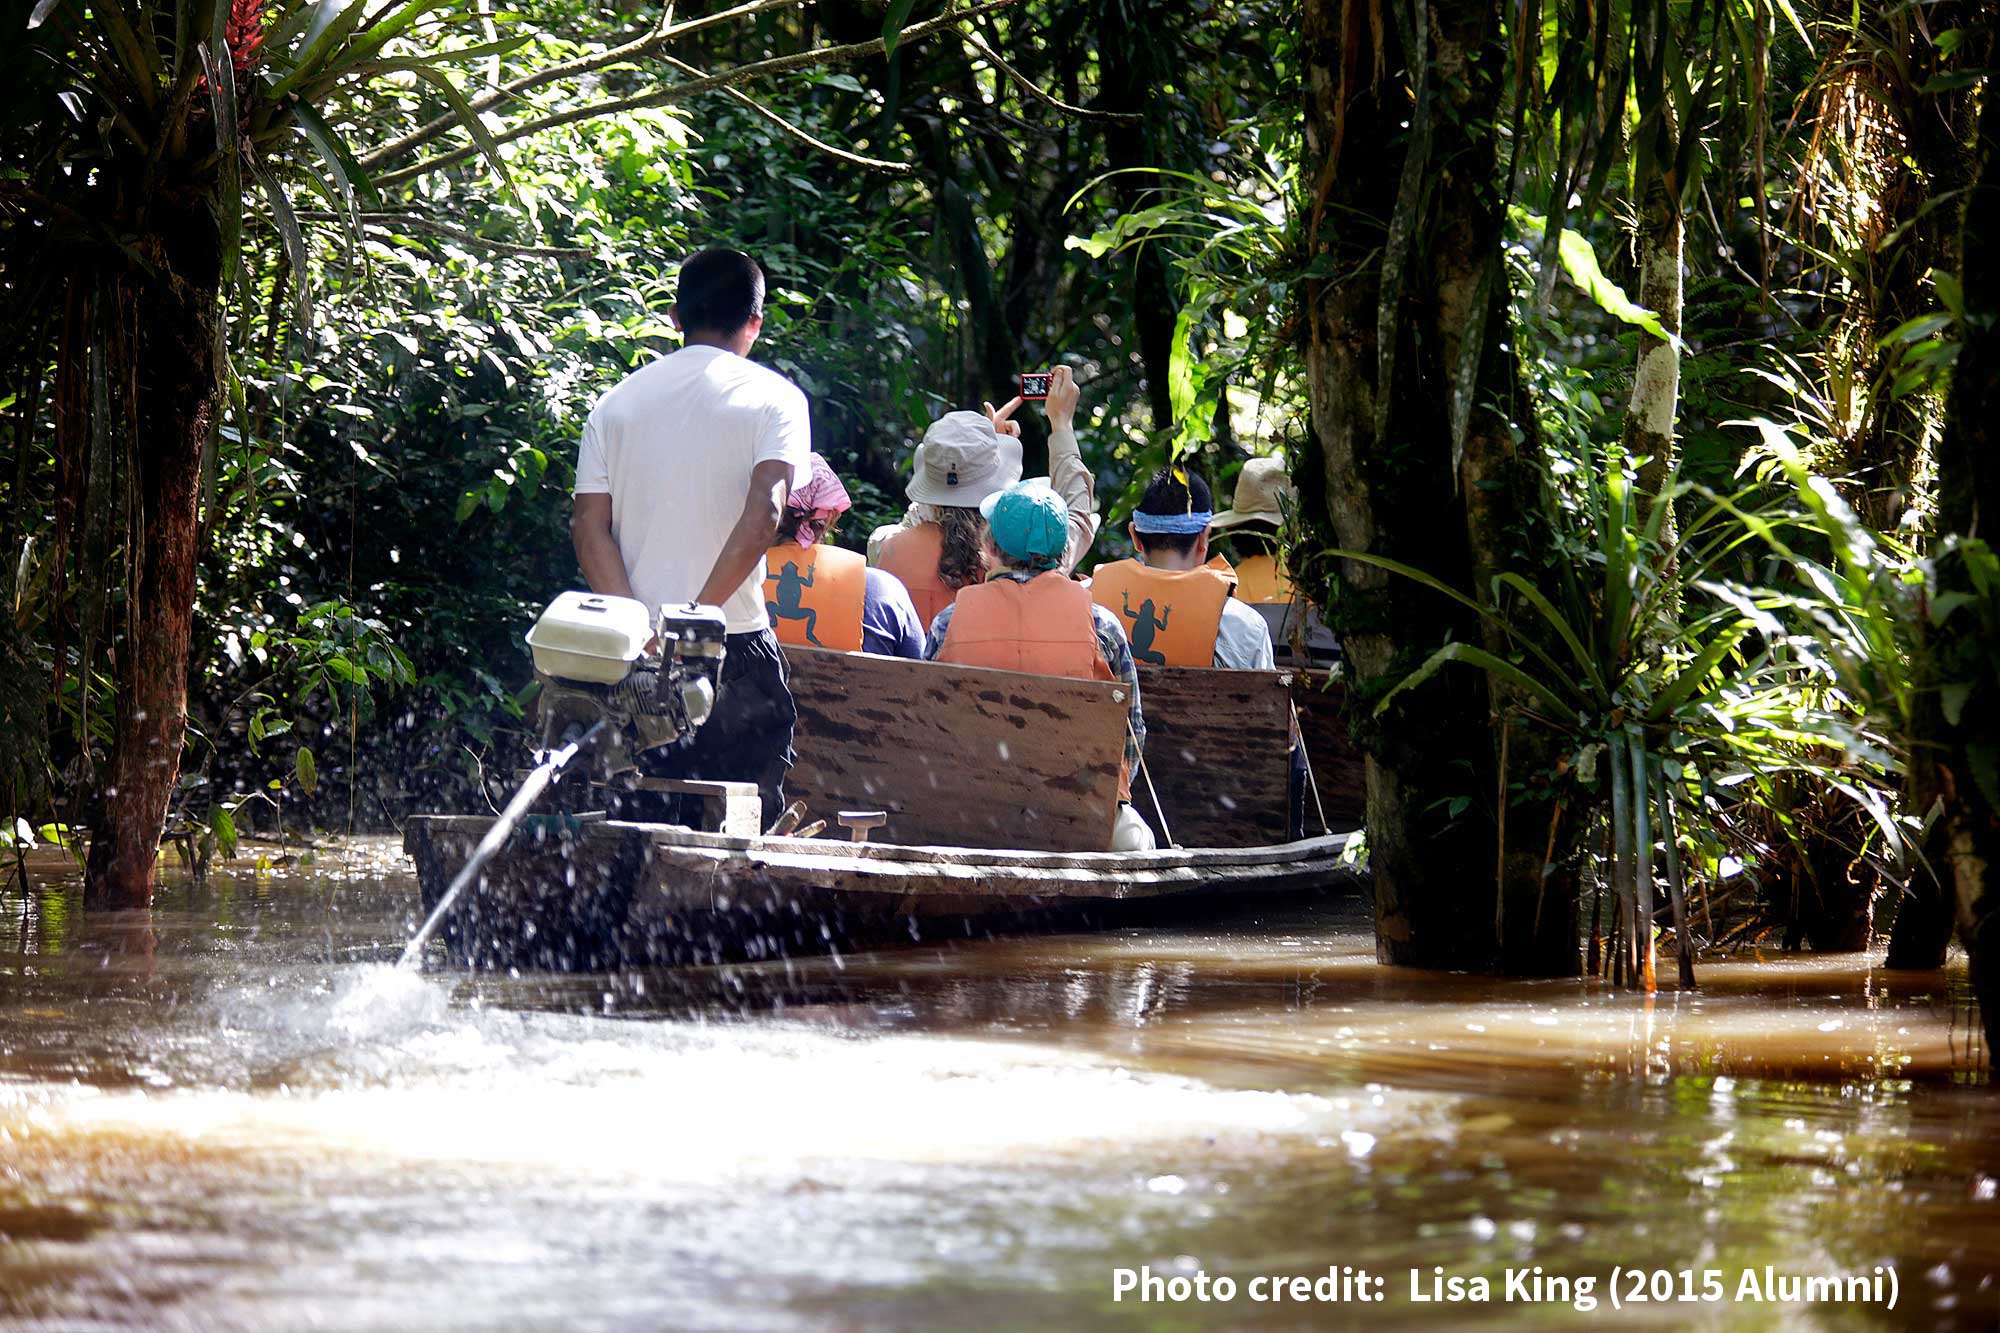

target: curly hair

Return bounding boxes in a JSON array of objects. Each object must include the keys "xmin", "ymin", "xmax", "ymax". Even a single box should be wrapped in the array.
[{"xmin": 934, "ymin": 506, "xmax": 988, "ymax": 589}]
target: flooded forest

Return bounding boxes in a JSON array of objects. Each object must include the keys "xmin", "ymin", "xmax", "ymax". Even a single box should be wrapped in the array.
[{"xmin": 5, "ymin": 0, "xmax": 2000, "ymax": 1327}]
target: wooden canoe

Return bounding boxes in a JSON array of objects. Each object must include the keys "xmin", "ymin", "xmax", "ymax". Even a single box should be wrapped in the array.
[
  {"xmin": 404, "ymin": 815, "xmax": 1354, "ymax": 968},
  {"xmin": 403, "ymin": 646, "xmax": 1362, "ymax": 968}
]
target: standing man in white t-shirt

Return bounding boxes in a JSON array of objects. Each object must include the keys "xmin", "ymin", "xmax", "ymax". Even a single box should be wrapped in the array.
[{"xmin": 571, "ymin": 248, "xmax": 811, "ymax": 820}]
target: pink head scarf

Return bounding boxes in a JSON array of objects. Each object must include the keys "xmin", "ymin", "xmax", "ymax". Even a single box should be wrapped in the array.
[{"xmin": 786, "ymin": 453, "xmax": 852, "ymax": 548}]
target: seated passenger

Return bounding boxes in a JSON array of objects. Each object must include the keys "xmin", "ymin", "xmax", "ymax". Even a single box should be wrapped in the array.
[
  {"xmin": 1091, "ymin": 468, "xmax": 1276, "ymax": 670},
  {"xmin": 1209, "ymin": 456, "xmax": 1341, "ymax": 665},
  {"xmin": 871, "ymin": 366, "xmax": 1101, "ymax": 623},
  {"xmin": 765, "ymin": 453, "xmax": 926, "ymax": 658},
  {"xmin": 1208, "ymin": 455, "xmax": 1295, "ymax": 605},
  {"xmin": 925, "ymin": 480, "xmax": 1155, "ymax": 852}
]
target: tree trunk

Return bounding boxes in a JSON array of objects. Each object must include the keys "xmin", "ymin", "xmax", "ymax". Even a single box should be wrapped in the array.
[
  {"xmin": 1932, "ymin": 79, "xmax": 2000, "ymax": 1052},
  {"xmin": 1300, "ymin": 0, "xmax": 1569, "ymax": 973},
  {"xmin": 1885, "ymin": 683, "xmax": 1956, "ymax": 967},
  {"xmin": 1625, "ymin": 0, "xmax": 1682, "ymax": 518},
  {"xmin": 1624, "ymin": 182, "xmax": 1682, "ymax": 493},
  {"xmin": 82, "ymin": 198, "xmax": 223, "ymax": 911},
  {"xmin": 1873, "ymin": 10, "xmax": 1981, "ymax": 968},
  {"xmin": 1824, "ymin": 1, "xmax": 1980, "ymax": 537},
  {"xmin": 1098, "ymin": 0, "xmax": 1180, "ymax": 433}
]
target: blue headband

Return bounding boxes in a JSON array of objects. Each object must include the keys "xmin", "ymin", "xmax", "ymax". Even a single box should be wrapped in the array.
[{"xmin": 1131, "ymin": 509, "xmax": 1214, "ymax": 536}]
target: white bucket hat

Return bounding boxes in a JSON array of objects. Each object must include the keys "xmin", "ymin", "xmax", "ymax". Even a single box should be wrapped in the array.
[
  {"xmin": 1210, "ymin": 456, "xmax": 1294, "ymax": 530},
  {"xmin": 905, "ymin": 411, "xmax": 1024, "ymax": 507}
]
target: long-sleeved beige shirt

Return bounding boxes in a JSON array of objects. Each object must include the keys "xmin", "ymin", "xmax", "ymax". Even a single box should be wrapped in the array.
[{"xmin": 868, "ymin": 424, "xmax": 1100, "ymax": 574}]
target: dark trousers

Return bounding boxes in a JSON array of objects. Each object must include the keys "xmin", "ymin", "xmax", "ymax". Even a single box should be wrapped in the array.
[{"xmin": 636, "ymin": 629, "xmax": 796, "ymax": 825}]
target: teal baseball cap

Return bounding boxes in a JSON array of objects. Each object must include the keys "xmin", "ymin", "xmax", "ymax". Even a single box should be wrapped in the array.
[{"xmin": 980, "ymin": 481, "xmax": 1069, "ymax": 568}]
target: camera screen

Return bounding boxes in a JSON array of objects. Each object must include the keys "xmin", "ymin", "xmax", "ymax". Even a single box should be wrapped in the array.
[{"xmin": 1020, "ymin": 372, "xmax": 1052, "ymax": 399}]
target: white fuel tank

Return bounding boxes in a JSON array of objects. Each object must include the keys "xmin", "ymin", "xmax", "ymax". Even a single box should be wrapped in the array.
[{"xmin": 524, "ymin": 591, "xmax": 652, "ymax": 683}]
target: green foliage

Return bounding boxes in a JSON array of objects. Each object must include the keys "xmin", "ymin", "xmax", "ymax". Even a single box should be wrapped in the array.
[{"xmin": 1339, "ymin": 438, "xmax": 1909, "ymax": 978}]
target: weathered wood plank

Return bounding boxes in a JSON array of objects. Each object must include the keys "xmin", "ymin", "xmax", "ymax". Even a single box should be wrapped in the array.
[
  {"xmin": 784, "ymin": 645, "xmax": 1128, "ymax": 851},
  {"xmin": 1133, "ymin": 664, "xmax": 1293, "ymax": 847}
]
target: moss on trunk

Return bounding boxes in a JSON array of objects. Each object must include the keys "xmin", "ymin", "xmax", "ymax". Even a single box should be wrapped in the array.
[{"xmin": 1299, "ymin": 0, "xmax": 1575, "ymax": 974}]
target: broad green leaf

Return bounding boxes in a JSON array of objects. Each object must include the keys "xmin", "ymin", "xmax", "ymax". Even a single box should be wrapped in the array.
[
  {"xmin": 1375, "ymin": 642, "xmax": 1581, "ymax": 726},
  {"xmin": 373, "ymin": 57, "xmax": 515, "ymax": 192},
  {"xmin": 882, "ymin": 0, "xmax": 918, "ymax": 55},
  {"xmin": 1879, "ymin": 312, "xmax": 1952, "ymax": 347},
  {"xmin": 295, "ymin": 745, "xmax": 319, "ymax": 796},
  {"xmin": 1167, "ymin": 303, "xmax": 1199, "ymax": 425},
  {"xmin": 210, "ymin": 806, "xmax": 239, "ymax": 859},
  {"xmin": 202, "ymin": 24, "xmax": 241, "ymax": 287},
  {"xmin": 268, "ymin": 0, "xmax": 372, "ymax": 99},
  {"xmin": 1511, "ymin": 207, "xmax": 1683, "ymax": 349},
  {"xmin": 1644, "ymin": 624, "xmax": 1750, "ymax": 721},
  {"xmin": 253, "ymin": 167, "xmax": 314, "ymax": 329}
]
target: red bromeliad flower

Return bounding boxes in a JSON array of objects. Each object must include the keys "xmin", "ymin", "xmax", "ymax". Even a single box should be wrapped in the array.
[{"xmin": 225, "ymin": 0, "xmax": 267, "ymax": 73}]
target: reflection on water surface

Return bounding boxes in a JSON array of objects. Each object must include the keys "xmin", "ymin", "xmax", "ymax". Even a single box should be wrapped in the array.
[{"xmin": 1, "ymin": 838, "xmax": 1996, "ymax": 1329}]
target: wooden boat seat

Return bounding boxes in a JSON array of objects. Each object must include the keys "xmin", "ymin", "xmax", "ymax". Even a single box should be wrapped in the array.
[
  {"xmin": 786, "ymin": 647, "xmax": 1128, "ymax": 852},
  {"xmin": 1131, "ymin": 664, "xmax": 1294, "ymax": 847}
]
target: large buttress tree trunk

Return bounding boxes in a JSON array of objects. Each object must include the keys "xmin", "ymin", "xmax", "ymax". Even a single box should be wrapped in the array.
[
  {"xmin": 1869, "ymin": 6, "xmax": 1984, "ymax": 968},
  {"xmin": 1932, "ymin": 86, "xmax": 2000, "ymax": 1052},
  {"xmin": 81, "ymin": 195, "xmax": 223, "ymax": 911},
  {"xmin": 1300, "ymin": 0, "xmax": 1574, "ymax": 973}
]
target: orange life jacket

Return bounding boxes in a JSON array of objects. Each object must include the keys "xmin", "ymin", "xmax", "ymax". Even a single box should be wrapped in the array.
[
  {"xmin": 938, "ymin": 573, "xmax": 1129, "ymax": 800},
  {"xmin": 1232, "ymin": 553, "xmax": 1295, "ymax": 605},
  {"xmin": 763, "ymin": 542, "xmax": 865, "ymax": 652},
  {"xmin": 876, "ymin": 522, "xmax": 966, "ymax": 630},
  {"xmin": 1089, "ymin": 559, "xmax": 1235, "ymax": 668}
]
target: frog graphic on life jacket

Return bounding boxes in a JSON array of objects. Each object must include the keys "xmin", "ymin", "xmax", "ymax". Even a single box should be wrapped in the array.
[
  {"xmin": 767, "ymin": 559, "xmax": 822, "ymax": 647},
  {"xmin": 1120, "ymin": 589, "xmax": 1171, "ymax": 667}
]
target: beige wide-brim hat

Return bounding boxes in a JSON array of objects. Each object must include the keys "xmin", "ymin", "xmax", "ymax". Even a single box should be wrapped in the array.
[
  {"xmin": 905, "ymin": 411, "xmax": 1024, "ymax": 507},
  {"xmin": 1210, "ymin": 455, "xmax": 1294, "ymax": 530}
]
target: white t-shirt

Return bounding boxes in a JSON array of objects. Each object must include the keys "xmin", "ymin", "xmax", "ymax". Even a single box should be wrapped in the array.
[
  {"xmin": 575, "ymin": 345, "xmax": 811, "ymax": 633},
  {"xmin": 1215, "ymin": 598, "xmax": 1277, "ymax": 670}
]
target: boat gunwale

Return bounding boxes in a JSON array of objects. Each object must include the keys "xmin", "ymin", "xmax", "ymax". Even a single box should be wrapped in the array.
[
  {"xmin": 635, "ymin": 839, "xmax": 1351, "ymax": 902},
  {"xmin": 404, "ymin": 814, "xmax": 1351, "ymax": 874}
]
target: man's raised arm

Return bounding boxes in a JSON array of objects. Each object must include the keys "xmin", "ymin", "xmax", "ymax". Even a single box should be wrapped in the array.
[
  {"xmin": 697, "ymin": 459, "xmax": 793, "ymax": 608},
  {"xmin": 571, "ymin": 493, "xmax": 637, "ymax": 600}
]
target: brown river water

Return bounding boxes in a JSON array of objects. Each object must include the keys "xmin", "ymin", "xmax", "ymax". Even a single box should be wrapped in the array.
[{"xmin": 2, "ymin": 837, "xmax": 1997, "ymax": 1330}]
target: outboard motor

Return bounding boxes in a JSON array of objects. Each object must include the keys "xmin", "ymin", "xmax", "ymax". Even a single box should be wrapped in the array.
[{"xmin": 524, "ymin": 591, "xmax": 729, "ymax": 783}]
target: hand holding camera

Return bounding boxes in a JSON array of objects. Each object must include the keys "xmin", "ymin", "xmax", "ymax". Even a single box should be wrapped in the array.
[
  {"xmin": 992, "ymin": 366, "xmax": 1081, "ymax": 435},
  {"xmin": 1040, "ymin": 365, "xmax": 1079, "ymax": 432}
]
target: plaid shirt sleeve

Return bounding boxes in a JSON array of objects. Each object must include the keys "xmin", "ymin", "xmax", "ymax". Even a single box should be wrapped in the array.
[
  {"xmin": 922, "ymin": 604, "xmax": 956, "ymax": 660},
  {"xmin": 1090, "ymin": 604, "xmax": 1145, "ymax": 771}
]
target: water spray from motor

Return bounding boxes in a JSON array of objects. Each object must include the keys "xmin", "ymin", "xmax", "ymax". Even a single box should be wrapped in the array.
[{"xmin": 399, "ymin": 593, "xmax": 728, "ymax": 968}]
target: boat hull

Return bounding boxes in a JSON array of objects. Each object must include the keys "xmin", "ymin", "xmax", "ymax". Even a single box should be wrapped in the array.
[{"xmin": 404, "ymin": 815, "xmax": 1356, "ymax": 969}]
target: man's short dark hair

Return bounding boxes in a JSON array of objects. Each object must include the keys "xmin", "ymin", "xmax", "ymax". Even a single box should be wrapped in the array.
[
  {"xmin": 677, "ymin": 248, "xmax": 765, "ymax": 335},
  {"xmin": 1133, "ymin": 468, "xmax": 1213, "ymax": 558}
]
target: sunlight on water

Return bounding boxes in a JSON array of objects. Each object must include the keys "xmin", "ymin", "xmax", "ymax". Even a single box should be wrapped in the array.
[
  {"xmin": 12, "ymin": 1025, "xmax": 1431, "ymax": 1181},
  {"xmin": 2, "ymin": 842, "xmax": 1998, "ymax": 1328}
]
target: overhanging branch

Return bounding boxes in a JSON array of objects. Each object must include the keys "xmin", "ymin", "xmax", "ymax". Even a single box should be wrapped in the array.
[
  {"xmin": 961, "ymin": 28, "xmax": 1139, "ymax": 123},
  {"xmin": 362, "ymin": 0, "xmax": 812, "ymax": 169},
  {"xmin": 656, "ymin": 53, "xmax": 915, "ymax": 174},
  {"xmin": 365, "ymin": 0, "xmax": 1018, "ymax": 187}
]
